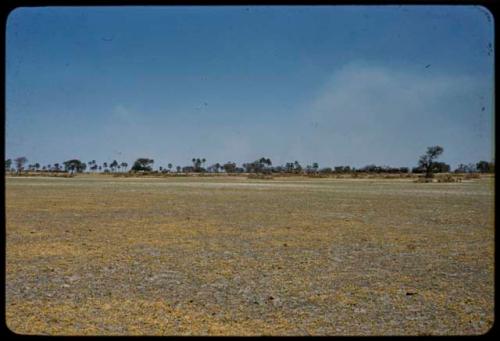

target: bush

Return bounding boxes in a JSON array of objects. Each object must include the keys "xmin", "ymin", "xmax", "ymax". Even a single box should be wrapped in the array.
[
  {"xmin": 247, "ymin": 173, "xmax": 274, "ymax": 180},
  {"xmin": 414, "ymin": 177, "xmax": 434, "ymax": 183},
  {"xmin": 307, "ymin": 173, "xmax": 328, "ymax": 178},
  {"xmin": 437, "ymin": 174, "xmax": 461, "ymax": 183}
]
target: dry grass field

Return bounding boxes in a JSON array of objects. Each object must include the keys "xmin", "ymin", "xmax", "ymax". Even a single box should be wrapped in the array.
[{"xmin": 5, "ymin": 175, "xmax": 495, "ymax": 335}]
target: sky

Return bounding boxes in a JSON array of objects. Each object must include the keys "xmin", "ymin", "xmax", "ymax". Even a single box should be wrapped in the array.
[{"xmin": 5, "ymin": 5, "xmax": 495, "ymax": 170}]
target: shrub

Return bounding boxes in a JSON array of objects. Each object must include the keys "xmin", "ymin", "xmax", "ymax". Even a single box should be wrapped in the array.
[
  {"xmin": 247, "ymin": 173, "xmax": 274, "ymax": 180},
  {"xmin": 307, "ymin": 173, "xmax": 327, "ymax": 178},
  {"xmin": 415, "ymin": 177, "xmax": 434, "ymax": 183},
  {"xmin": 437, "ymin": 174, "xmax": 460, "ymax": 183}
]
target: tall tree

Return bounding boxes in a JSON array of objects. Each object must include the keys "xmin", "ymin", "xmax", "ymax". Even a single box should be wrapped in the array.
[
  {"xmin": 293, "ymin": 161, "xmax": 302, "ymax": 174},
  {"xmin": 120, "ymin": 162, "xmax": 128, "ymax": 172},
  {"xmin": 14, "ymin": 157, "xmax": 28, "ymax": 174},
  {"xmin": 192, "ymin": 158, "xmax": 205, "ymax": 172},
  {"xmin": 476, "ymin": 160, "xmax": 494, "ymax": 173},
  {"xmin": 418, "ymin": 146, "xmax": 444, "ymax": 178},
  {"xmin": 131, "ymin": 158, "xmax": 154, "ymax": 172},
  {"xmin": 222, "ymin": 162, "xmax": 236, "ymax": 173},
  {"xmin": 110, "ymin": 160, "xmax": 119, "ymax": 172},
  {"xmin": 63, "ymin": 159, "xmax": 85, "ymax": 174},
  {"xmin": 312, "ymin": 162, "xmax": 319, "ymax": 173}
]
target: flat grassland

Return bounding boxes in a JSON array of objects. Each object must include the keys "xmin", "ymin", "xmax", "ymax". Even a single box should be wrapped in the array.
[{"xmin": 5, "ymin": 175, "xmax": 495, "ymax": 335}]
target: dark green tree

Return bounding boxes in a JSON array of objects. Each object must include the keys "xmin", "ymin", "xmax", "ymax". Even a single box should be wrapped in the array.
[
  {"xmin": 431, "ymin": 162, "xmax": 451, "ymax": 173},
  {"xmin": 293, "ymin": 161, "xmax": 302, "ymax": 174},
  {"xmin": 131, "ymin": 158, "xmax": 154, "ymax": 172},
  {"xmin": 192, "ymin": 158, "xmax": 206, "ymax": 172},
  {"xmin": 110, "ymin": 160, "xmax": 119, "ymax": 172},
  {"xmin": 14, "ymin": 157, "xmax": 28, "ymax": 173},
  {"xmin": 476, "ymin": 160, "xmax": 494, "ymax": 173},
  {"xmin": 222, "ymin": 162, "xmax": 236, "ymax": 173},
  {"xmin": 63, "ymin": 159, "xmax": 85, "ymax": 174},
  {"xmin": 418, "ymin": 146, "xmax": 444, "ymax": 178},
  {"xmin": 312, "ymin": 162, "xmax": 319, "ymax": 173}
]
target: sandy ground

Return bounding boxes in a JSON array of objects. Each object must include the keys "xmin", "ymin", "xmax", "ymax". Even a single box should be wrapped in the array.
[{"xmin": 5, "ymin": 175, "xmax": 495, "ymax": 335}]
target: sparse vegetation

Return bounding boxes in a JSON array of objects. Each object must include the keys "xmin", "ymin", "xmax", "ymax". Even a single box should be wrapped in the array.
[
  {"xmin": 436, "ymin": 174, "xmax": 461, "ymax": 183},
  {"xmin": 5, "ymin": 145, "xmax": 493, "ymax": 182},
  {"xmin": 5, "ymin": 175, "xmax": 494, "ymax": 335}
]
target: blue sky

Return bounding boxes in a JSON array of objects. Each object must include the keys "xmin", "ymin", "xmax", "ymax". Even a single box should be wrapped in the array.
[{"xmin": 5, "ymin": 5, "xmax": 494, "ymax": 169}]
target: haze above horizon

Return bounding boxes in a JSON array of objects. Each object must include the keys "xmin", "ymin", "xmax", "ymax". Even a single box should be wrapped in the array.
[{"xmin": 5, "ymin": 5, "xmax": 495, "ymax": 169}]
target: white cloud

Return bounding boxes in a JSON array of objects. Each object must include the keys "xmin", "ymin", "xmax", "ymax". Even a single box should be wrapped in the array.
[{"xmin": 295, "ymin": 60, "xmax": 492, "ymax": 167}]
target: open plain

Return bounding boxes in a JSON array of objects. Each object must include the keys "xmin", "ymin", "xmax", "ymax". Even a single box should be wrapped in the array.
[{"xmin": 5, "ymin": 175, "xmax": 495, "ymax": 335}]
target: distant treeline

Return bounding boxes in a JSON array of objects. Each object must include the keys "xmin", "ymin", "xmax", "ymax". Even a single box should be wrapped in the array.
[{"xmin": 4, "ymin": 147, "xmax": 495, "ymax": 178}]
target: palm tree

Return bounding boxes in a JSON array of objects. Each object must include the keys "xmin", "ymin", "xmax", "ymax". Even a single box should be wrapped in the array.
[
  {"xmin": 120, "ymin": 162, "xmax": 128, "ymax": 172},
  {"xmin": 192, "ymin": 158, "xmax": 203, "ymax": 172},
  {"xmin": 294, "ymin": 161, "xmax": 302, "ymax": 174},
  {"xmin": 110, "ymin": 160, "xmax": 118, "ymax": 172},
  {"xmin": 168, "ymin": 163, "xmax": 173, "ymax": 172},
  {"xmin": 313, "ymin": 162, "xmax": 319, "ymax": 173}
]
